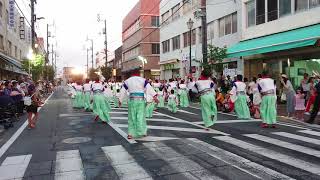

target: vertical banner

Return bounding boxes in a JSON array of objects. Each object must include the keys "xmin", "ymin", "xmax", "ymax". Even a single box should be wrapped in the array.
[{"xmin": 9, "ymin": 0, "xmax": 15, "ymax": 29}]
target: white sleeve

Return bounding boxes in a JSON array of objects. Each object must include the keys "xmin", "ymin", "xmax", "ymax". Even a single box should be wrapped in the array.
[
  {"xmin": 119, "ymin": 87, "xmax": 128, "ymax": 103},
  {"xmin": 146, "ymin": 83, "xmax": 157, "ymax": 97}
]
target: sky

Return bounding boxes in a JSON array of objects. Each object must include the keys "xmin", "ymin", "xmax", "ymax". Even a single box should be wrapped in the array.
[{"xmin": 16, "ymin": 0, "xmax": 139, "ymax": 75}]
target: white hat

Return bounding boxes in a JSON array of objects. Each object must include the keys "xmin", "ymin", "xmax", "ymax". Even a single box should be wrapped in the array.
[{"xmin": 281, "ymin": 74, "xmax": 287, "ymax": 78}]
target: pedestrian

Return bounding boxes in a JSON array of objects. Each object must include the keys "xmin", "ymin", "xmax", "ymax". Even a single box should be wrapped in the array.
[
  {"xmin": 231, "ymin": 75, "xmax": 250, "ymax": 119},
  {"xmin": 26, "ymin": 85, "xmax": 42, "ymax": 129},
  {"xmin": 178, "ymin": 80, "xmax": 189, "ymax": 108},
  {"xmin": 294, "ymin": 88, "xmax": 305, "ymax": 121},
  {"xmin": 167, "ymin": 89, "xmax": 178, "ymax": 113},
  {"xmin": 120, "ymin": 70, "xmax": 157, "ymax": 139},
  {"xmin": 300, "ymin": 73, "xmax": 310, "ymax": 103},
  {"xmin": 248, "ymin": 77, "xmax": 257, "ymax": 103},
  {"xmin": 258, "ymin": 71, "xmax": 277, "ymax": 128},
  {"xmin": 280, "ymin": 74, "xmax": 295, "ymax": 117},
  {"xmin": 83, "ymin": 79, "xmax": 92, "ymax": 111},
  {"xmin": 306, "ymin": 79, "xmax": 320, "ymax": 124},
  {"xmin": 187, "ymin": 78, "xmax": 196, "ymax": 102},
  {"xmin": 195, "ymin": 70, "xmax": 217, "ymax": 129},
  {"xmin": 305, "ymin": 88, "xmax": 316, "ymax": 113},
  {"xmin": 72, "ymin": 81, "xmax": 84, "ymax": 109},
  {"xmin": 92, "ymin": 77, "xmax": 111, "ymax": 123}
]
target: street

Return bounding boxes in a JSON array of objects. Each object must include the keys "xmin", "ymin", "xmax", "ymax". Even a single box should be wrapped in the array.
[{"xmin": 0, "ymin": 87, "xmax": 319, "ymax": 180}]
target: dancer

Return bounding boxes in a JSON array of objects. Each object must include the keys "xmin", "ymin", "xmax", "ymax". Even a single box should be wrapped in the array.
[
  {"xmin": 73, "ymin": 81, "xmax": 84, "ymax": 109},
  {"xmin": 157, "ymin": 87, "xmax": 165, "ymax": 108},
  {"xmin": 258, "ymin": 71, "xmax": 277, "ymax": 128},
  {"xmin": 178, "ymin": 80, "xmax": 189, "ymax": 107},
  {"xmin": 120, "ymin": 70, "xmax": 157, "ymax": 139},
  {"xmin": 92, "ymin": 77, "xmax": 111, "ymax": 123},
  {"xmin": 231, "ymin": 75, "xmax": 250, "ymax": 119},
  {"xmin": 195, "ymin": 70, "xmax": 217, "ymax": 129},
  {"xmin": 167, "ymin": 90, "xmax": 178, "ymax": 113},
  {"xmin": 113, "ymin": 89, "xmax": 121, "ymax": 108},
  {"xmin": 145, "ymin": 82, "xmax": 156, "ymax": 118},
  {"xmin": 83, "ymin": 79, "xmax": 92, "ymax": 111}
]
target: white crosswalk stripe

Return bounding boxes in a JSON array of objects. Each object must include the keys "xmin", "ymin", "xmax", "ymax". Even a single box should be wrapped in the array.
[
  {"xmin": 245, "ymin": 134, "xmax": 320, "ymax": 158},
  {"xmin": 101, "ymin": 145, "xmax": 151, "ymax": 180},
  {"xmin": 186, "ymin": 138, "xmax": 294, "ymax": 180},
  {"xmin": 0, "ymin": 154, "xmax": 32, "ymax": 180},
  {"xmin": 273, "ymin": 132, "xmax": 320, "ymax": 145},
  {"xmin": 54, "ymin": 150, "xmax": 85, "ymax": 180},
  {"xmin": 213, "ymin": 136, "xmax": 320, "ymax": 175},
  {"xmin": 298, "ymin": 130, "xmax": 320, "ymax": 137}
]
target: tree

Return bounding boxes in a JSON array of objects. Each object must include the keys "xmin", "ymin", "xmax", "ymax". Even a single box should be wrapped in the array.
[
  {"xmin": 21, "ymin": 54, "xmax": 45, "ymax": 81},
  {"xmin": 208, "ymin": 45, "xmax": 227, "ymax": 64},
  {"xmin": 100, "ymin": 66, "xmax": 112, "ymax": 81},
  {"xmin": 43, "ymin": 65, "xmax": 55, "ymax": 81}
]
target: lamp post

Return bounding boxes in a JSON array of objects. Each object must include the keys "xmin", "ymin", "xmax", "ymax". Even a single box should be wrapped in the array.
[
  {"xmin": 187, "ymin": 18, "xmax": 194, "ymax": 76},
  {"xmin": 138, "ymin": 56, "xmax": 147, "ymax": 78}
]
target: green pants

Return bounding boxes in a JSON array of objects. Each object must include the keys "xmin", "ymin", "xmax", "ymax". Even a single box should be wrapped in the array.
[
  {"xmin": 157, "ymin": 95, "xmax": 165, "ymax": 108},
  {"xmin": 128, "ymin": 99, "xmax": 147, "ymax": 138},
  {"xmin": 113, "ymin": 96, "xmax": 119, "ymax": 108},
  {"xmin": 235, "ymin": 95, "xmax": 250, "ymax": 119},
  {"xmin": 92, "ymin": 94, "xmax": 111, "ymax": 122},
  {"xmin": 83, "ymin": 92, "xmax": 92, "ymax": 111},
  {"xmin": 145, "ymin": 102, "xmax": 155, "ymax": 118},
  {"xmin": 167, "ymin": 98, "xmax": 177, "ymax": 113},
  {"xmin": 179, "ymin": 90, "xmax": 189, "ymax": 107},
  {"xmin": 200, "ymin": 93, "xmax": 217, "ymax": 127},
  {"xmin": 73, "ymin": 92, "xmax": 84, "ymax": 108},
  {"xmin": 260, "ymin": 95, "xmax": 277, "ymax": 124}
]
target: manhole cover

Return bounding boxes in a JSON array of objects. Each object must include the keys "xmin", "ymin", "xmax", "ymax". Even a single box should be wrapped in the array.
[{"xmin": 62, "ymin": 137, "xmax": 92, "ymax": 144}]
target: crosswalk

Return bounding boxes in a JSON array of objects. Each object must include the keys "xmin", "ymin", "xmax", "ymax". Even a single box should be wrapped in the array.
[{"xmin": 1, "ymin": 129, "xmax": 320, "ymax": 179}]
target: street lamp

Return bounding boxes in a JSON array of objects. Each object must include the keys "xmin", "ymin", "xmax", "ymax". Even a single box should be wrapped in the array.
[
  {"xmin": 187, "ymin": 18, "xmax": 194, "ymax": 76},
  {"xmin": 138, "ymin": 56, "xmax": 147, "ymax": 77}
]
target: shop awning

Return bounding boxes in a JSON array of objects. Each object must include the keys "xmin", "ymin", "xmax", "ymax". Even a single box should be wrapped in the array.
[
  {"xmin": 159, "ymin": 59, "xmax": 179, "ymax": 65},
  {"xmin": 0, "ymin": 51, "xmax": 28, "ymax": 75},
  {"xmin": 227, "ymin": 24, "xmax": 320, "ymax": 58}
]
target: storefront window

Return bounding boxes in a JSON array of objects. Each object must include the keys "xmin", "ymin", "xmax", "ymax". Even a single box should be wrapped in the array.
[{"xmin": 246, "ymin": 0, "xmax": 256, "ymax": 27}]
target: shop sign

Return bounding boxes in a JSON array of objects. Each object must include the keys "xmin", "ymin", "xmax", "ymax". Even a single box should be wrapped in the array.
[
  {"xmin": 164, "ymin": 63, "xmax": 175, "ymax": 70},
  {"xmin": 151, "ymin": 71, "xmax": 160, "ymax": 76},
  {"xmin": 9, "ymin": 0, "xmax": 15, "ymax": 29},
  {"xmin": 223, "ymin": 68, "xmax": 241, "ymax": 77}
]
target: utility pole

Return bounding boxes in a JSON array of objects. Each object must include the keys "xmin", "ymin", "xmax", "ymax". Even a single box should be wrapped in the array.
[
  {"xmin": 51, "ymin": 44, "xmax": 54, "ymax": 67},
  {"xmin": 201, "ymin": 0, "xmax": 208, "ymax": 64},
  {"xmin": 31, "ymin": 0, "xmax": 36, "ymax": 51},
  {"xmin": 86, "ymin": 48, "xmax": 89, "ymax": 75},
  {"xmin": 91, "ymin": 40, "xmax": 94, "ymax": 69},
  {"xmin": 46, "ymin": 24, "xmax": 49, "ymax": 80},
  {"xmin": 104, "ymin": 19, "xmax": 108, "ymax": 67}
]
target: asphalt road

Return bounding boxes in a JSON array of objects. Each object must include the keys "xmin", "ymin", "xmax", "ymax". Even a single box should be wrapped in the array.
[{"xmin": 0, "ymin": 87, "xmax": 320, "ymax": 180}]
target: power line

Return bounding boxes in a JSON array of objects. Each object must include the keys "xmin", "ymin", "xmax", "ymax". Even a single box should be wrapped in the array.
[{"xmin": 14, "ymin": 0, "xmax": 31, "ymax": 27}]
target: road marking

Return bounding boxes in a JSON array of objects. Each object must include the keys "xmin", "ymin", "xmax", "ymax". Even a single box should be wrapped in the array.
[
  {"xmin": 111, "ymin": 116, "xmax": 185, "ymax": 123},
  {"xmin": 273, "ymin": 132, "xmax": 320, "ymax": 145},
  {"xmin": 187, "ymin": 138, "xmax": 293, "ymax": 180},
  {"xmin": 108, "ymin": 121, "xmax": 137, "ymax": 144},
  {"xmin": 213, "ymin": 136, "xmax": 320, "ymax": 175},
  {"xmin": 54, "ymin": 150, "xmax": 85, "ymax": 180},
  {"xmin": 0, "ymin": 154, "xmax": 32, "ymax": 180},
  {"xmin": 115, "ymin": 124, "xmax": 228, "ymax": 135},
  {"xmin": 298, "ymin": 130, "xmax": 320, "ymax": 137},
  {"xmin": 59, "ymin": 113, "xmax": 92, "ymax": 117},
  {"xmin": 0, "ymin": 92, "xmax": 54, "ymax": 159},
  {"xmin": 136, "ymin": 136, "xmax": 179, "ymax": 142},
  {"xmin": 111, "ymin": 108, "xmax": 129, "ymax": 111},
  {"xmin": 155, "ymin": 111, "xmax": 229, "ymax": 135},
  {"xmin": 245, "ymin": 134, "xmax": 320, "ymax": 158},
  {"xmin": 177, "ymin": 109, "xmax": 198, "ymax": 115},
  {"xmin": 193, "ymin": 119, "xmax": 262, "ymax": 125},
  {"xmin": 277, "ymin": 122, "xmax": 310, "ymax": 130},
  {"xmin": 101, "ymin": 145, "xmax": 151, "ymax": 180}
]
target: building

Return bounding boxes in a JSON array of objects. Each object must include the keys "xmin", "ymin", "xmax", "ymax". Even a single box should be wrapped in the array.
[
  {"xmin": 114, "ymin": 46, "xmax": 123, "ymax": 81},
  {"xmin": 0, "ymin": 0, "xmax": 31, "ymax": 79},
  {"xmin": 228, "ymin": 0, "xmax": 320, "ymax": 87},
  {"xmin": 159, "ymin": 0, "xmax": 241, "ymax": 80},
  {"xmin": 122, "ymin": 0, "xmax": 161, "ymax": 79}
]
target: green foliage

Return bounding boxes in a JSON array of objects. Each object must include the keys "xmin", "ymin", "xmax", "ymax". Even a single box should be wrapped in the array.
[
  {"xmin": 208, "ymin": 45, "xmax": 227, "ymax": 63},
  {"xmin": 100, "ymin": 66, "xmax": 113, "ymax": 81},
  {"xmin": 88, "ymin": 68, "xmax": 99, "ymax": 80},
  {"xmin": 21, "ymin": 54, "xmax": 45, "ymax": 81},
  {"xmin": 43, "ymin": 65, "xmax": 55, "ymax": 81}
]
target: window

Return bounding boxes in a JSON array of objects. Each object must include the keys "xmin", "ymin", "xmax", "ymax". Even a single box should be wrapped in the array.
[
  {"xmin": 161, "ymin": 11, "xmax": 170, "ymax": 25},
  {"xmin": 172, "ymin": 3, "xmax": 180, "ymax": 21},
  {"xmin": 0, "ymin": 35, "xmax": 3, "ymax": 50},
  {"xmin": 207, "ymin": 22, "xmax": 214, "ymax": 40},
  {"xmin": 310, "ymin": 0, "xmax": 320, "ymax": 8},
  {"xmin": 152, "ymin": 43, "xmax": 160, "ymax": 54},
  {"xmin": 151, "ymin": 16, "xmax": 160, "ymax": 27},
  {"xmin": 162, "ymin": 40, "xmax": 170, "ymax": 53},
  {"xmin": 246, "ymin": 0, "xmax": 256, "ymax": 27},
  {"xmin": 256, "ymin": 0, "xmax": 265, "ymax": 25},
  {"xmin": 182, "ymin": 0, "xmax": 191, "ymax": 14},
  {"xmin": 8, "ymin": 41, "xmax": 12, "ymax": 56},
  {"xmin": 0, "ymin": 2, "xmax": 3, "ymax": 18},
  {"xmin": 295, "ymin": 0, "xmax": 309, "ymax": 11},
  {"xmin": 232, "ymin": 13, "xmax": 237, "ymax": 33},
  {"xmin": 183, "ymin": 32, "xmax": 190, "ymax": 47},
  {"xmin": 268, "ymin": 0, "xmax": 278, "ymax": 22},
  {"xmin": 279, "ymin": 0, "xmax": 291, "ymax": 17},
  {"xmin": 172, "ymin": 35, "xmax": 180, "ymax": 50},
  {"xmin": 14, "ymin": 46, "xmax": 17, "ymax": 58},
  {"xmin": 219, "ymin": 12, "xmax": 237, "ymax": 37},
  {"xmin": 191, "ymin": 29, "xmax": 196, "ymax": 45}
]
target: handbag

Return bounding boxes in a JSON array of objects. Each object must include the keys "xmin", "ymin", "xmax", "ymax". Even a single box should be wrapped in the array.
[
  {"xmin": 281, "ymin": 93, "xmax": 286, "ymax": 102},
  {"xmin": 23, "ymin": 96, "xmax": 32, "ymax": 106}
]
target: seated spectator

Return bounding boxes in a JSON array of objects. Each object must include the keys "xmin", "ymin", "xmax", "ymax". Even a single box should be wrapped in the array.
[
  {"xmin": 222, "ymin": 92, "xmax": 235, "ymax": 113},
  {"xmin": 215, "ymin": 89, "xmax": 224, "ymax": 111}
]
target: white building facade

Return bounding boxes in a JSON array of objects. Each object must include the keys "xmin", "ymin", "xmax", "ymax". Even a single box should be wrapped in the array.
[
  {"xmin": 160, "ymin": 0, "xmax": 242, "ymax": 80},
  {"xmin": 0, "ymin": 0, "xmax": 31, "ymax": 79}
]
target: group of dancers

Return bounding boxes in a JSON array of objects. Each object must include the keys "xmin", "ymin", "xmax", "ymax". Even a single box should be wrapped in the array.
[{"xmin": 67, "ymin": 69, "xmax": 277, "ymax": 139}]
